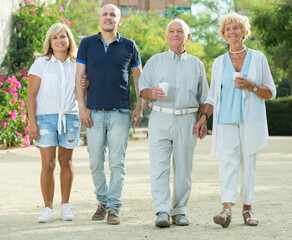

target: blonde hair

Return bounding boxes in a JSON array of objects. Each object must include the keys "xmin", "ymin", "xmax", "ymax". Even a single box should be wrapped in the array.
[
  {"xmin": 38, "ymin": 23, "xmax": 77, "ymax": 61},
  {"xmin": 218, "ymin": 12, "xmax": 251, "ymax": 41},
  {"xmin": 166, "ymin": 19, "xmax": 190, "ymax": 36}
]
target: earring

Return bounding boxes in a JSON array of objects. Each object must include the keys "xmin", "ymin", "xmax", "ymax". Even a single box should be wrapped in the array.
[{"xmin": 50, "ymin": 47, "xmax": 53, "ymax": 52}]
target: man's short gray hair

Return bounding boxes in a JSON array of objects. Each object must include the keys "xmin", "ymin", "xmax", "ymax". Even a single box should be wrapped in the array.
[
  {"xmin": 102, "ymin": 4, "xmax": 121, "ymax": 18},
  {"xmin": 166, "ymin": 19, "xmax": 190, "ymax": 36}
]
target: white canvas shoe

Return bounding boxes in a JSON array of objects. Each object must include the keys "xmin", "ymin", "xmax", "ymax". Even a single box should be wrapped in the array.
[
  {"xmin": 38, "ymin": 207, "xmax": 53, "ymax": 223},
  {"xmin": 61, "ymin": 203, "xmax": 74, "ymax": 221}
]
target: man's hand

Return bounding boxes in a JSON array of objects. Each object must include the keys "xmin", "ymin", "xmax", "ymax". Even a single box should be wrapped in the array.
[
  {"xmin": 79, "ymin": 75, "xmax": 89, "ymax": 90},
  {"xmin": 150, "ymin": 87, "xmax": 165, "ymax": 99},
  {"xmin": 131, "ymin": 105, "xmax": 143, "ymax": 128},
  {"xmin": 79, "ymin": 107, "xmax": 93, "ymax": 128},
  {"xmin": 193, "ymin": 116, "xmax": 207, "ymax": 140},
  {"xmin": 28, "ymin": 122, "xmax": 39, "ymax": 141}
]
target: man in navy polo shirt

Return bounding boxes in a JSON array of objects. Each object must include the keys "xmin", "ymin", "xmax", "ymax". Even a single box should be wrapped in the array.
[{"xmin": 76, "ymin": 4, "xmax": 142, "ymax": 225}]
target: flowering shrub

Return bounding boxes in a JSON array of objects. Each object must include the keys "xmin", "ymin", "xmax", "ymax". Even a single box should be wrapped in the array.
[
  {"xmin": 0, "ymin": 0, "xmax": 75, "ymax": 148},
  {"xmin": 2, "ymin": 0, "xmax": 75, "ymax": 74},
  {"xmin": 0, "ymin": 71, "xmax": 29, "ymax": 148}
]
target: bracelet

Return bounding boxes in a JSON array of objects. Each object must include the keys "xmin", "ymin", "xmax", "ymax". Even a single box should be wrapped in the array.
[{"xmin": 202, "ymin": 112, "xmax": 209, "ymax": 121}]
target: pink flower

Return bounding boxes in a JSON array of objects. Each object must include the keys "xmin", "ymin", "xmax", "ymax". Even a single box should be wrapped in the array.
[
  {"xmin": 20, "ymin": 100, "xmax": 25, "ymax": 106},
  {"xmin": 10, "ymin": 110, "xmax": 18, "ymax": 120},
  {"xmin": 1, "ymin": 122, "xmax": 7, "ymax": 128},
  {"xmin": 18, "ymin": 24, "xmax": 21, "ymax": 27},
  {"xmin": 16, "ymin": 132, "xmax": 23, "ymax": 138},
  {"xmin": 15, "ymin": 63, "xmax": 18, "ymax": 66},
  {"xmin": 59, "ymin": 6, "xmax": 63, "ymax": 13},
  {"xmin": 26, "ymin": 20, "xmax": 29, "ymax": 23},
  {"xmin": 24, "ymin": 135, "xmax": 30, "ymax": 147},
  {"xmin": 25, "ymin": 127, "xmax": 29, "ymax": 133},
  {"xmin": 12, "ymin": 93, "xmax": 18, "ymax": 103},
  {"xmin": 7, "ymin": 87, "xmax": 16, "ymax": 93},
  {"xmin": 0, "ymin": 82, "xmax": 2, "ymax": 87},
  {"xmin": 29, "ymin": 53, "xmax": 32, "ymax": 55}
]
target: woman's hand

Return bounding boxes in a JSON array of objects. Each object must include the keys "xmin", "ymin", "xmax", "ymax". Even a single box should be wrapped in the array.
[
  {"xmin": 79, "ymin": 75, "xmax": 89, "ymax": 89},
  {"xmin": 29, "ymin": 122, "xmax": 40, "ymax": 141},
  {"xmin": 233, "ymin": 77, "xmax": 254, "ymax": 91}
]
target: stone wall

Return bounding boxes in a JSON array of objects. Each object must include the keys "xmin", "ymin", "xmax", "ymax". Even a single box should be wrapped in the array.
[{"xmin": 0, "ymin": 0, "xmax": 21, "ymax": 66}]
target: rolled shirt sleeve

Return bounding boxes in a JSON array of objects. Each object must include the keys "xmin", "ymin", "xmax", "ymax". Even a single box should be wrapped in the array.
[
  {"xmin": 76, "ymin": 38, "xmax": 87, "ymax": 65},
  {"xmin": 197, "ymin": 61, "xmax": 209, "ymax": 104},
  {"xmin": 138, "ymin": 57, "xmax": 153, "ymax": 97},
  {"xmin": 29, "ymin": 57, "xmax": 44, "ymax": 78},
  {"xmin": 131, "ymin": 41, "xmax": 141, "ymax": 68}
]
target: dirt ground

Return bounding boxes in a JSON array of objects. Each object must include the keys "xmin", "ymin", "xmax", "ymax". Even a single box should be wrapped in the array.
[{"xmin": 0, "ymin": 131, "xmax": 291, "ymax": 240}]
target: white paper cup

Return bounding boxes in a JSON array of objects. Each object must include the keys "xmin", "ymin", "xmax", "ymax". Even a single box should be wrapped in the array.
[
  {"xmin": 233, "ymin": 72, "xmax": 243, "ymax": 80},
  {"xmin": 158, "ymin": 83, "xmax": 169, "ymax": 96}
]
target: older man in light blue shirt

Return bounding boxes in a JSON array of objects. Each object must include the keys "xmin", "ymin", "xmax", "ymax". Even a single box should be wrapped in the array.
[{"xmin": 139, "ymin": 19, "xmax": 209, "ymax": 228}]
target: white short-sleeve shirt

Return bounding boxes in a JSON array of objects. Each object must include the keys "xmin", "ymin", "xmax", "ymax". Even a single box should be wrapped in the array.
[{"xmin": 29, "ymin": 55, "xmax": 78, "ymax": 134}]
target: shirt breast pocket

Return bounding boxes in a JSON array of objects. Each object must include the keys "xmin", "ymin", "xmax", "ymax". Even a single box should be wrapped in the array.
[
  {"xmin": 184, "ymin": 72, "xmax": 199, "ymax": 92},
  {"xmin": 41, "ymin": 73, "xmax": 58, "ymax": 89}
]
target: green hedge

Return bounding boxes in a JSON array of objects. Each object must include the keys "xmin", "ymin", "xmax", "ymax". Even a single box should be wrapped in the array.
[
  {"xmin": 206, "ymin": 96, "xmax": 292, "ymax": 136},
  {"xmin": 266, "ymin": 96, "xmax": 292, "ymax": 135}
]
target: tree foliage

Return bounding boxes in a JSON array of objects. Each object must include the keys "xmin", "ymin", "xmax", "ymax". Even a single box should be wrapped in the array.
[{"xmin": 252, "ymin": 0, "xmax": 292, "ymax": 95}]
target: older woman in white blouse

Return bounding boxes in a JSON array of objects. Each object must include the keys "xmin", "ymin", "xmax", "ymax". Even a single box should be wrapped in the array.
[
  {"xmin": 194, "ymin": 12, "xmax": 276, "ymax": 228},
  {"xmin": 28, "ymin": 23, "xmax": 80, "ymax": 223}
]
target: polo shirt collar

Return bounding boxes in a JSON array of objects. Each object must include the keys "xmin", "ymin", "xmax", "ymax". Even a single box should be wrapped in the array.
[
  {"xmin": 167, "ymin": 49, "xmax": 188, "ymax": 60},
  {"xmin": 51, "ymin": 54, "xmax": 71, "ymax": 63},
  {"xmin": 97, "ymin": 32, "xmax": 122, "ymax": 43}
]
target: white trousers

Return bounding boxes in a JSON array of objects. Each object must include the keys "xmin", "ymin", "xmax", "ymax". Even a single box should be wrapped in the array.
[
  {"xmin": 148, "ymin": 111, "xmax": 197, "ymax": 216},
  {"xmin": 217, "ymin": 123, "xmax": 258, "ymax": 205}
]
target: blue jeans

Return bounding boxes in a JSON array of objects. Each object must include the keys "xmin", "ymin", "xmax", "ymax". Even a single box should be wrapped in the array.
[{"xmin": 86, "ymin": 109, "xmax": 130, "ymax": 213}]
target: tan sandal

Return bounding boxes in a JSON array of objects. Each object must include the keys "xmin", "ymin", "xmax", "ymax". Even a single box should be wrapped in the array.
[
  {"xmin": 242, "ymin": 210, "xmax": 258, "ymax": 226},
  {"xmin": 213, "ymin": 209, "xmax": 232, "ymax": 228}
]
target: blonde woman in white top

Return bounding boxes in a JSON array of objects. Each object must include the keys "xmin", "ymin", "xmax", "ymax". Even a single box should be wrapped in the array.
[
  {"xmin": 28, "ymin": 23, "xmax": 80, "ymax": 223},
  {"xmin": 194, "ymin": 13, "xmax": 276, "ymax": 228}
]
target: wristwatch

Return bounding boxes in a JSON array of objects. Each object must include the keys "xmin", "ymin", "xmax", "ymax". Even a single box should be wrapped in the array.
[{"xmin": 252, "ymin": 83, "xmax": 258, "ymax": 92}]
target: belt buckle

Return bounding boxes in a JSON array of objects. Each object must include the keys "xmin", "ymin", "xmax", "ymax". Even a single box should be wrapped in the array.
[{"xmin": 173, "ymin": 109, "xmax": 182, "ymax": 115}]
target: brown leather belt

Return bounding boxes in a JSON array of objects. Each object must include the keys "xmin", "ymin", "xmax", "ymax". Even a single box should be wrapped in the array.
[{"xmin": 92, "ymin": 108, "xmax": 115, "ymax": 111}]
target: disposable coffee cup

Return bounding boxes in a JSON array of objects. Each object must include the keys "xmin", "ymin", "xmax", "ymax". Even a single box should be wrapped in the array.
[
  {"xmin": 158, "ymin": 83, "xmax": 169, "ymax": 97},
  {"xmin": 233, "ymin": 72, "xmax": 243, "ymax": 80}
]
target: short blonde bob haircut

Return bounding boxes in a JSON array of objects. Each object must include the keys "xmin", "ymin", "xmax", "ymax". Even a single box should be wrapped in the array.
[
  {"xmin": 218, "ymin": 12, "xmax": 251, "ymax": 41},
  {"xmin": 38, "ymin": 23, "xmax": 77, "ymax": 61}
]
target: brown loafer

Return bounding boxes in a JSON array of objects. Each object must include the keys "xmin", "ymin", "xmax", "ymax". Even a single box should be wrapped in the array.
[
  {"xmin": 107, "ymin": 210, "xmax": 120, "ymax": 225},
  {"xmin": 92, "ymin": 204, "xmax": 106, "ymax": 220}
]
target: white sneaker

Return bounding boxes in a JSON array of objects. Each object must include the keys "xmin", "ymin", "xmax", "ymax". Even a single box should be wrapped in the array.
[
  {"xmin": 61, "ymin": 203, "xmax": 74, "ymax": 221},
  {"xmin": 38, "ymin": 207, "xmax": 53, "ymax": 223}
]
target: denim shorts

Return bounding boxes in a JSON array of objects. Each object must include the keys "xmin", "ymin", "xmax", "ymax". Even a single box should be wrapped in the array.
[{"xmin": 35, "ymin": 114, "xmax": 81, "ymax": 149}]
